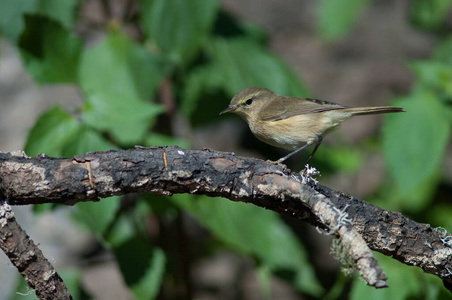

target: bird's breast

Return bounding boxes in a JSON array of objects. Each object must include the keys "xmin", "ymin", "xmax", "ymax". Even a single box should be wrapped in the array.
[{"xmin": 249, "ymin": 114, "xmax": 334, "ymax": 150}]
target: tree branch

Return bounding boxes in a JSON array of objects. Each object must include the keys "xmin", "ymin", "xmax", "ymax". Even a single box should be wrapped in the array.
[
  {"xmin": 0, "ymin": 147, "xmax": 451, "ymax": 292},
  {"xmin": 0, "ymin": 200, "xmax": 72, "ymax": 299}
]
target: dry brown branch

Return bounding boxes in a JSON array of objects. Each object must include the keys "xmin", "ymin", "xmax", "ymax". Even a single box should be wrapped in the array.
[{"xmin": 1, "ymin": 147, "xmax": 452, "ymax": 294}]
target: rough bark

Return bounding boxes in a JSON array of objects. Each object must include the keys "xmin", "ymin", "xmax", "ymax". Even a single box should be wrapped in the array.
[
  {"xmin": 0, "ymin": 201, "xmax": 72, "ymax": 299},
  {"xmin": 0, "ymin": 147, "xmax": 451, "ymax": 294}
]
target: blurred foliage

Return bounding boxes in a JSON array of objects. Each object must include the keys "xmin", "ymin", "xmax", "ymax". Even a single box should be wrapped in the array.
[
  {"xmin": 382, "ymin": 36, "xmax": 452, "ymax": 213},
  {"xmin": 317, "ymin": 0, "xmax": 370, "ymax": 41},
  {"xmin": 349, "ymin": 253, "xmax": 448, "ymax": 300},
  {"xmin": 0, "ymin": 0, "xmax": 451, "ymax": 299},
  {"xmin": 410, "ymin": 0, "xmax": 452, "ymax": 30}
]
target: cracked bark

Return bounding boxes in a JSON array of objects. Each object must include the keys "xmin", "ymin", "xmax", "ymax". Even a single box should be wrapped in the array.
[
  {"xmin": 0, "ymin": 147, "xmax": 451, "ymax": 295},
  {"xmin": 0, "ymin": 201, "xmax": 72, "ymax": 300}
]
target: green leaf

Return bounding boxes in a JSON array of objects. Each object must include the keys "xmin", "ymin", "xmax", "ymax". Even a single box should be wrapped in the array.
[
  {"xmin": 25, "ymin": 106, "xmax": 80, "ymax": 157},
  {"xmin": 34, "ymin": 0, "xmax": 78, "ymax": 29},
  {"xmin": 172, "ymin": 195, "xmax": 323, "ymax": 296},
  {"xmin": 141, "ymin": 0, "xmax": 219, "ymax": 65},
  {"xmin": 62, "ymin": 127, "xmax": 117, "ymax": 157},
  {"xmin": 82, "ymin": 93, "xmax": 164, "ymax": 145},
  {"xmin": 74, "ymin": 196, "xmax": 121, "ymax": 236},
  {"xmin": 104, "ymin": 213, "xmax": 137, "ymax": 247},
  {"xmin": 79, "ymin": 32, "xmax": 167, "ymax": 145},
  {"xmin": 0, "ymin": 0, "xmax": 35, "ymax": 42},
  {"xmin": 18, "ymin": 15, "xmax": 82, "ymax": 83},
  {"xmin": 182, "ymin": 38, "xmax": 309, "ymax": 121},
  {"xmin": 0, "ymin": 0, "xmax": 77, "ymax": 43},
  {"xmin": 410, "ymin": 0, "xmax": 452, "ymax": 30},
  {"xmin": 208, "ymin": 38, "xmax": 308, "ymax": 96},
  {"xmin": 79, "ymin": 31, "xmax": 165, "ymax": 101},
  {"xmin": 383, "ymin": 89, "xmax": 451, "ymax": 210},
  {"xmin": 317, "ymin": 0, "xmax": 369, "ymax": 41},
  {"xmin": 411, "ymin": 61, "xmax": 452, "ymax": 99},
  {"xmin": 181, "ymin": 65, "xmax": 221, "ymax": 117},
  {"xmin": 114, "ymin": 237, "xmax": 166, "ymax": 300}
]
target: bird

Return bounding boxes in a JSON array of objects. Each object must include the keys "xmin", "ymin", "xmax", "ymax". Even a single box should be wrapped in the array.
[{"xmin": 220, "ymin": 87, "xmax": 404, "ymax": 164}]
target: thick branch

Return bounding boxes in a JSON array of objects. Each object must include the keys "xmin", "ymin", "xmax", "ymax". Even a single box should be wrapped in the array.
[
  {"xmin": 0, "ymin": 147, "xmax": 451, "ymax": 290},
  {"xmin": 0, "ymin": 200, "xmax": 72, "ymax": 299}
]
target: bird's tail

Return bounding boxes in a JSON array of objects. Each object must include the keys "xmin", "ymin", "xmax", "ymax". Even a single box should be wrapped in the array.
[{"xmin": 342, "ymin": 106, "xmax": 405, "ymax": 116}]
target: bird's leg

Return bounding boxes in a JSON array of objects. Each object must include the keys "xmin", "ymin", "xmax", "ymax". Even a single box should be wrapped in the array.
[
  {"xmin": 272, "ymin": 142, "xmax": 313, "ymax": 164},
  {"xmin": 305, "ymin": 137, "xmax": 323, "ymax": 165}
]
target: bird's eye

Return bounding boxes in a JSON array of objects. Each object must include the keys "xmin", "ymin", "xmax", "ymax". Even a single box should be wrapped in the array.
[{"xmin": 245, "ymin": 99, "xmax": 253, "ymax": 105}]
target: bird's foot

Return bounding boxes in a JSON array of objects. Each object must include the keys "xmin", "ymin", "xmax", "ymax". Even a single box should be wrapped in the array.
[{"xmin": 266, "ymin": 159, "xmax": 288, "ymax": 170}]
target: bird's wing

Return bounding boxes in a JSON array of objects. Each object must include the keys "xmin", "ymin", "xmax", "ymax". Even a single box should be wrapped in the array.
[{"xmin": 259, "ymin": 97, "xmax": 347, "ymax": 121}]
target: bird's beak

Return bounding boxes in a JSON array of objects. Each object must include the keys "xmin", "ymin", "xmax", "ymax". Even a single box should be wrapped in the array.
[{"xmin": 219, "ymin": 106, "xmax": 237, "ymax": 115}]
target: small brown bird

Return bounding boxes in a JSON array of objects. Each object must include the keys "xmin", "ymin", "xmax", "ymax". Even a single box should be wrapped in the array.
[{"xmin": 220, "ymin": 87, "xmax": 404, "ymax": 164}]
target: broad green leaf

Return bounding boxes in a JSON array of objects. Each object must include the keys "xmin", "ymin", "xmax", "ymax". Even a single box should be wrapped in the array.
[
  {"xmin": 383, "ymin": 90, "xmax": 451, "ymax": 210},
  {"xmin": 62, "ymin": 127, "xmax": 117, "ymax": 157},
  {"xmin": 317, "ymin": 0, "xmax": 369, "ymax": 41},
  {"xmin": 207, "ymin": 38, "xmax": 308, "ymax": 97},
  {"xmin": 0, "ymin": 0, "xmax": 77, "ymax": 43},
  {"xmin": 79, "ymin": 32, "xmax": 166, "ymax": 145},
  {"xmin": 104, "ymin": 213, "xmax": 136, "ymax": 247},
  {"xmin": 0, "ymin": 0, "xmax": 35, "ymax": 42},
  {"xmin": 34, "ymin": 0, "xmax": 78, "ymax": 29},
  {"xmin": 114, "ymin": 237, "xmax": 166, "ymax": 300},
  {"xmin": 411, "ymin": 61, "xmax": 452, "ymax": 98},
  {"xmin": 172, "ymin": 195, "xmax": 323, "ymax": 296},
  {"xmin": 74, "ymin": 196, "xmax": 121, "ymax": 236},
  {"xmin": 79, "ymin": 31, "xmax": 164, "ymax": 100},
  {"xmin": 350, "ymin": 254, "xmax": 421, "ymax": 300},
  {"xmin": 18, "ymin": 15, "xmax": 82, "ymax": 83},
  {"xmin": 25, "ymin": 106, "xmax": 80, "ymax": 157},
  {"xmin": 181, "ymin": 65, "xmax": 221, "ymax": 117},
  {"xmin": 141, "ymin": 0, "xmax": 218, "ymax": 65},
  {"xmin": 183, "ymin": 38, "xmax": 309, "ymax": 122},
  {"xmin": 410, "ymin": 0, "xmax": 452, "ymax": 30},
  {"xmin": 82, "ymin": 93, "xmax": 164, "ymax": 145},
  {"xmin": 104, "ymin": 200, "xmax": 156, "ymax": 248}
]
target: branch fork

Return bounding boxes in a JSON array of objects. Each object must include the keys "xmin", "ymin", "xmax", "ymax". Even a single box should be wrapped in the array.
[{"xmin": 1, "ymin": 146, "xmax": 452, "ymax": 297}]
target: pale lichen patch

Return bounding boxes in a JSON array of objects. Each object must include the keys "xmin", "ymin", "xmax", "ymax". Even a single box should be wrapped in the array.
[{"xmin": 0, "ymin": 202, "xmax": 14, "ymax": 227}]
